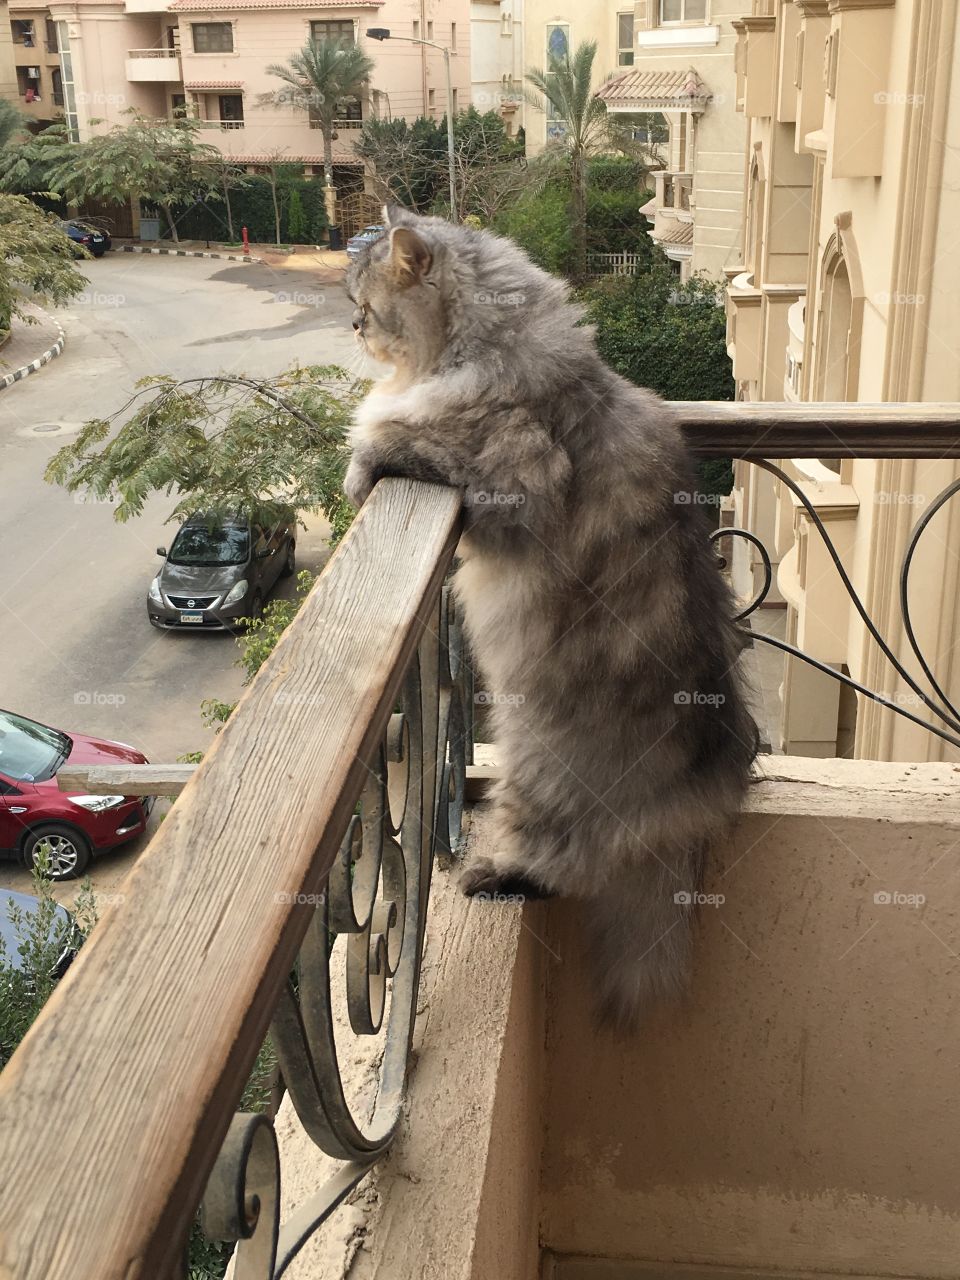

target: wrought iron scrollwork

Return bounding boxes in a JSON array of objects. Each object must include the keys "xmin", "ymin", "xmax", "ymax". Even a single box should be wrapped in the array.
[
  {"xmin": 716, "ymin": 460, "xmax": 960, "ymax": 750},
  {"xmin": 197, "ymin": 586, "xmax": 472, "ymax": 1277}
]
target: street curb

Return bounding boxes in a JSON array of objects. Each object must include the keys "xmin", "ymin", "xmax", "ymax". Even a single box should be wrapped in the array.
[
  {"xmin": 0, "ymin": 319, "xmax": 66, "ymax": 392},
  {"xmin": 118, "ymin": 244, "xmax": 261, "ymax": 263}
]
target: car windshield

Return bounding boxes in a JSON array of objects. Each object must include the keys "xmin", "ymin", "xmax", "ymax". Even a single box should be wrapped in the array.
[
  {"xmin": 0, "ymin": 710, "xmax": 70, "ymax": 783},
  {"xmin": 168, "ymin": 523, "xmax": 249, "ymax": 567}
]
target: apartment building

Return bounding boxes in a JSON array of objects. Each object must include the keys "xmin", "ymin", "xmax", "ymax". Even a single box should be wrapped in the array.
[
  {"xmin": 470, "ymin": 0, "xmax": 522, "ymax": 135},
  {"xmin": 597, "ymin": 0, "xmax": 746, "ymax": 280},
  {"xmin": 4, "ymin": 0, "xmax": 473, "ymax": 175},
  {"xmin": 726, "ymin": 0, "xmax": 960, "ymax": 761}
]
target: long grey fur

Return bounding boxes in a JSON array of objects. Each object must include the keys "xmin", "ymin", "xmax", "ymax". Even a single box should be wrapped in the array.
[{"xmin": 343, "ymin": 208, "xmax": 757, "ymax": 1028}]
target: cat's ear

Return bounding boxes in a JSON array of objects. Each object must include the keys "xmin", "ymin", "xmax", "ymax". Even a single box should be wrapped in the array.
[{"xmin": 388, "ymin": 226, "xmax": 432, "ymax": 285}]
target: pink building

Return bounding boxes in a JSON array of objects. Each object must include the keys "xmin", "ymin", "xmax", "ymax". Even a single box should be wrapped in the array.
[{"xmin": 12, "ymin": 0, "xmax": 471, "ymax": 185}]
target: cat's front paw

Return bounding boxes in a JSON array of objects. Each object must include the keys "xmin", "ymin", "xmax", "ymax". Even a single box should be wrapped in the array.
[{"xmin": 344, "ymin": 455, "xmax": 377, "ymax": 509}]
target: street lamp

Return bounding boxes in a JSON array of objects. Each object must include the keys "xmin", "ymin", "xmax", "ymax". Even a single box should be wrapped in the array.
[{"xmin": 366, "ymin": 27, "xmax": 457, "ymax": 222}]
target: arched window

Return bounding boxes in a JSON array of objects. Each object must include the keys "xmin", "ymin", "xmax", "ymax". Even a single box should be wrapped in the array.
[{"xmin": 813, "ymin": 213, "xmax": 864, "ymax": 403}]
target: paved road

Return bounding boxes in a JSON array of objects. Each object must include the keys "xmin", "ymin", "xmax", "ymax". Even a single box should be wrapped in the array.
[{"xmin": 0, "ymin": 252, "xmax": 368, "ymax": 901}]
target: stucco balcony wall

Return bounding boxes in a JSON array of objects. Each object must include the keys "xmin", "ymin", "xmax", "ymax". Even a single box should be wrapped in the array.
[{"xmin": 281, "ymin": 755, "xmax": 960, "ymax": 1279}]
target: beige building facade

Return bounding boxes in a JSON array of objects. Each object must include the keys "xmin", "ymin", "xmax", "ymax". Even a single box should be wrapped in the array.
[
  {"xmin": 727, "ymin": 0, "xmax": 960, "ymax": 762},
  {"xmin": 599, "ymin": 0, "xmax": 747, "ymax": 280},
  {"xmin": 4, "ymin": 0, "xmax": 474, "ymax": 175}
]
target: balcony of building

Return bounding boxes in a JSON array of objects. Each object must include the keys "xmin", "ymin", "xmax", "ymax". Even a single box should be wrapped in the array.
[
  {"xmin": 126, "ymin": 47, "xmax": 182, "ymax": 82},
  {"xmin": 2, "ymin": 407, "xmax": 960, "ymax": 1279},
  {"xmin": 725, "ymin": 268, "xmax": 763, "ymax": 387},
  {"xmin": 784, "ymin": 297, "xmax": 805, "ymax": 401}
]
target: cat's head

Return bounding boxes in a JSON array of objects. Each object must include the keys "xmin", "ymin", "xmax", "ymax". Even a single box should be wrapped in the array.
[
  {"xmin": 344, "ymin": 205, "xmax": 588, "ymax": 391},
  {"xmin": 345, "ymin": 206, "xmax": 449, "ymax": 378}
]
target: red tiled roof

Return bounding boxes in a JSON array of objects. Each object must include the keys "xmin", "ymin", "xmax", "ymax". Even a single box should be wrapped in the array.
[
  {"xmin": 597, "ymin": 68, "xmax": 711, "ymax": 110},
  {"xmin": 172, "ymin": 0, "xmax": 379, "ymax": 9},
  {"xmin": 184, "ymin": 80, "xmax": 244, "ymax": 89},
  {"xmin": 654, "ymin": 220, "xmax": 694, "ymax": 246},
  {"xmin": 228, "ymin": 152, "xmax": 362, "ymax": 164}
]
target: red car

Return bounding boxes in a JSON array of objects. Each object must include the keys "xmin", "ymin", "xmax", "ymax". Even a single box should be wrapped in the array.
[{"xmin": 0, "ymin": 709, "xmax": 152, "ymax": 880}]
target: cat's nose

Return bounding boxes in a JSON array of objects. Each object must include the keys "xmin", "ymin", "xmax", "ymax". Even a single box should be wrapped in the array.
[{"xmin": 352, "ymin": 307, "xmax": 364, "ymax": 332}]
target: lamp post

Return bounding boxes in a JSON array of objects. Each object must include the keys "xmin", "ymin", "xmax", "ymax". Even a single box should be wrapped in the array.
[{"xmin": 366, "ymin": 27, "xmax": 457, "ymax": 222}]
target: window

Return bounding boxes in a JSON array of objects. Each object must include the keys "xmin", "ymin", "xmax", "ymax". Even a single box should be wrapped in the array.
[
  {"xmin": 45, "ymin": 19, "xmax": 58, "ymax": 52},
  {"xmin": 427, "ymin": 20, "xmax": 434, "ymax": 40},
  {"xmin": 171, "ymin": 92, "xmax": 186, "ymax": 116},
  {"xmin": 544, "ymin": 23, "xmax": 569, "ymax": 136},
  {"xmin": 11, "ymin": 20, "xmax": 34, "ymax": 45},
  {"xmin": 451, "ymin": 21, "xmax": 457, "ymax": 52},
  {"xmin": 618, "ymin": 12, "xmax": 634, "ymax": 65},
  {"xmin": 219, "ymin": 93, "xmax": 243, "ymax": 124},
  {"xmin": 428, "ymin": 88, "xmax": 436, "ymax": 111},
  {"xmin": 413, "ymin": 19, "xmax": 420, "ymax": 39},
  {"xmin": 451, "ymin": 87, "xmax": 458, "ymax": 112},
  {"xmin": 660, "ymin": 0, "xmax": 707, "ymax": 21},
  {"xmin": 56, "ymin": 21, "xmax": 78, "ymax": 139},
  {"xmin": 52, "ymin": 67, "xmax": 63, "ymax": 106},
  {"xmin": 16, "ymin": 66, "xmax": 40, "ymax": 99},
  {"xmin": 311, "ymin": 20, "xmax": 354, "ymax": 45},
  {"xmin": 191, "ymin": 22, "xmax": 233, "ymax": 53}
]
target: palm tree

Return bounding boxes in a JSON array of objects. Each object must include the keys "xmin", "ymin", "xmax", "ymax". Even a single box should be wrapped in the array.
[
  {"xmin": 264, "ymin": 39, "xmax": 374, "ymax": 192},
  {"xmin": 526, "ymin": 40, "xmax": 624, "ymax": 281}
]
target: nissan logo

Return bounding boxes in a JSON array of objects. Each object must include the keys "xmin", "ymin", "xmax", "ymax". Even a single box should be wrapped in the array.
[{"xmin": 187, "ymin": 599, "xmax": 196, "ymax": 607}]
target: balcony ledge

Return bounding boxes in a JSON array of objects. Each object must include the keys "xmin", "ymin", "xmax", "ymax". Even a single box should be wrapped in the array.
[{"xmin": 281, "ymin": 758, "xmax": 960, "ymax": 1278}]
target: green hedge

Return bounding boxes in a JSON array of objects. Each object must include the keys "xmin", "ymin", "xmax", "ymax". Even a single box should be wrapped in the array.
[{"xmin": 168, "ymin": 176, "xmax": 329, "ymax": 245}]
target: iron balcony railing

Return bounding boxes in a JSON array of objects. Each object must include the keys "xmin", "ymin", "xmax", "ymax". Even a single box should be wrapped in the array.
[{"xmin": 0, "ymin": 407, "xmax": 959, "ymax": 1278}]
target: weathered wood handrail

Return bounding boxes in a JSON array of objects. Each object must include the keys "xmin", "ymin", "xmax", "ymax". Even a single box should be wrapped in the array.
[
  {"xmin": 0, "ymin": 477, "xmax": 461, "ymax": 1279},
  {"xmin": 673, "ymin": 401, "xmax": 960, "ymax": 458}
]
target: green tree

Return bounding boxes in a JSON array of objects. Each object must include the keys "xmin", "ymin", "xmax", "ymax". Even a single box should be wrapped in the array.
[
  {"xmin": 44, "ymin": 366, "xmax": 364, "ymax": 535},
  {"xmin": 526, "ymin": 40, "xmax": 651, "ymax": 281},
  {"xmin": 0, "ymin": 193, "xmax": 88, "ymax": 334},
  {"xmin": 262, "ymin": 39, "xmax": 374, "ymax": 195},
  {"xmin": 29, "ymin": 113, "xmax": 222, "ymax": 242},
  {"xmin": 286, "ymin": 186, "xmax": 306, "ymax": 242},
  {"xmin": 358, "ymin": 108, "xmax": 526, "ymax": 221},
  {"xmin": 0, "ymin": 99, "xmax": 26, "ymax": 152}
]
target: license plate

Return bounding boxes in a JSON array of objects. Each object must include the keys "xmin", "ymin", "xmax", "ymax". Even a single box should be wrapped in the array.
[{"xmin": 180, "ymin": 611, "xmax": 204, "ymax": 624}]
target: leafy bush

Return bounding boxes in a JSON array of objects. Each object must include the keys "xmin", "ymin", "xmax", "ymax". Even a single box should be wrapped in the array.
[
  {"xmin": 581, "ymin": 262, "xmax": 733, "ymax": 402},
  {"xmin": 494, "ymin": 173, "xmax": 654, "ymax": 276},
  {"xmin": 580, "ymin": 262, "xmax": 734, "ymax": 502},
  {"xmin": 171, "ymin": 176, "xmax": 328, "ymax": 245},
  {"xmin": 494, "ymin": 184, "xmax": 574, "ymax": 276},
  {"xmin": 0, "ymin": 863, "xmax": 98, "ymax": 1069}
]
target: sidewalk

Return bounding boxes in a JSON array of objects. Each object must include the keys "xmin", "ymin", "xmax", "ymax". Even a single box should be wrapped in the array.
[{"xmin": 0, "ymin": 306, "xmax": 65, "ymax": 390}]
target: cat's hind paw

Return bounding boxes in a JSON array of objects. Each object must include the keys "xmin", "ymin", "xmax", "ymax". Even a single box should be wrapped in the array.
[{"xmin": 460, "ymin": 857, "xmax": 555, "ymax": 902}]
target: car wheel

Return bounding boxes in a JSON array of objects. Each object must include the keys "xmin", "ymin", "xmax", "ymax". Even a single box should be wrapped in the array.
[
  {"xmin": 248, "ymin": 592, "xmax": 264, "ymax": 624},
  {"xmin": 281, "ymin": 540, "xmax": 296, "ymax": 577},
  {"xmin": 21, "ymin": 825, "xmax": 92, "ymax": 881}
]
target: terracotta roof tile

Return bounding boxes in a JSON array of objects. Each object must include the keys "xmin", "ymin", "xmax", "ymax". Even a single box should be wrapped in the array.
[
  {"xmin": 597, "ymin": 68, "xmax": 711, "ymax": 110},
  {"xmin": 172, "ymin": 0, "xmax": 378, "ymax": 8},
  {"xmin": 654, "ymin": 220, "xmax": 694, "ymax": 246}
]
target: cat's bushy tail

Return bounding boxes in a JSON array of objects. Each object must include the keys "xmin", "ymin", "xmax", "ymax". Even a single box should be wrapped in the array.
[{"xmin": 586, "ymin": 842, "xmax": 706, "ymax": 1029}]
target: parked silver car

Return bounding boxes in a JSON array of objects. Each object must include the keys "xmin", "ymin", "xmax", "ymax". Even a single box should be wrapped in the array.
[{"xmin": 147, "ymin": 512, "xmax": 296, "ymax": 631}]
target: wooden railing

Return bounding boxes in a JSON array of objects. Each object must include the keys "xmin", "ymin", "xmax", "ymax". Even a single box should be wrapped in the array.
[
  {"xmin": 2, "ymin": 408, "xmax": 960, "ymax": 1278},
  {"xmin": 0, "ymin": 477, "xmax": 466, "ymax": 1279}
]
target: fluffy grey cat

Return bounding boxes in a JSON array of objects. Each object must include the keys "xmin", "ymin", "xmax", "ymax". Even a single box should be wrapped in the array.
[{"xmin": 344, "ymin": 207, "xmax": 756, "ymax": 1027}]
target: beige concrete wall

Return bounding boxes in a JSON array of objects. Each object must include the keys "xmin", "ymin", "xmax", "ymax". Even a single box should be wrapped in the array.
[
  {"xmin": 538, "ymin": 756, "xmax": 960, "ymax": 1275},
  {"xmin": 522, "ymin": 0, "xmax": 620, "ymax": 152}
]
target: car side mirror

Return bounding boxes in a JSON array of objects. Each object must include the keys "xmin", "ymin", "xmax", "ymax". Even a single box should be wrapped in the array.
[{"xmin": 156, "ymin": 546, "xmax": 167, "ymax": 557}]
